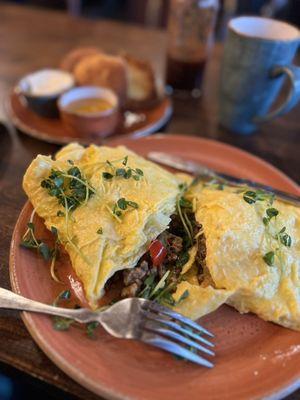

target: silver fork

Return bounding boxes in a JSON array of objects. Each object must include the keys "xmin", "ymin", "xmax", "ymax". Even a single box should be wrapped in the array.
[{"xmin": 0, "ymin": 287, "xmax": 214, "ymax": 367}]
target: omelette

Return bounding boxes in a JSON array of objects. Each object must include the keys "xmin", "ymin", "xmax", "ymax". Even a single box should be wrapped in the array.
[
  {"xmin": 173, "ymin": 183, "xmax": 300, "ymax": 331},
  {"xmin": 23, "ymin": 144, "xmax": 300, "ymax": 331},
  {"xmin": 23, "ymin": 143, "xmax": 182, "ymax": 306}
]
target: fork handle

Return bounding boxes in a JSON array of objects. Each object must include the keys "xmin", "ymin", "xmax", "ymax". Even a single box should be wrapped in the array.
[{"xmin": 0, "ymin": 287, "xmax": 86, "ymax": 322}]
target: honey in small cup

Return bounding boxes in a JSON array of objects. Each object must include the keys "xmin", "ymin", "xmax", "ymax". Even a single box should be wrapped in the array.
[{"xmin": 58, "ymin": 86, "xmax": 120, "ymax": 137}]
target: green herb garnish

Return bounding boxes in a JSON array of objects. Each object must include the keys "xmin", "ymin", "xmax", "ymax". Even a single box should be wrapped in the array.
[
  {"xmin": 179, "ymin": 198, "xmax": 193, "ymax": 209},
  {"xmin": 21, "ymin": 221, "xmax": 52, "ymax": 261},
  {"xmin": 117, "ymin": 198, "xmax": 128, "ymax": 210},
  {"xmin": 176, "ymin": 193, "xmax": 193, "ymax": 247},
  {"xmin": 243, "ymin": 191, "xmax": 258, "ymax": 204},
  {"xmin": 176, "ymin": 289, "xmax": 190, "ymax": 304},
  {"xmin": 102, "ymin": 156, "xmax": 144, "ymax": 182},
  {"xmin": 116, "ymin": 168, "xmax": 126, "ymax": 177},
  {"xmin": 263, "ymin": 251, "xmax": 275, "ymax": 266},
  {"xmin": 266, "ymin": 208, "xmax": 279, "ymax": 219},
  {"xmin": 176, "ymin": 252, "xmax": 190, "ymax": 268},
  {"xmin": 102, "ymin": 172, "xmax": 114, "ymax": 180},
  {"xmin": 86, "ymin": 321, "xmax": 99, "ymax": 338},
  {"xmin": 243, "ymin": 189, "xmax": 274, "ymax": 205},
  {"xmin": 279, "ymin": 230, "xmax": 292, "ymax": 247},
  {"xmin": 112, "ymin": 197, "xmax": 139, "ymax": 218},
  {"xmin": 41, "ymin": 166, "xmax": 95, "ymax": 210},
  {"xmin": 21, "ymin": 216, "xmax": 62, "ymax": 282},
  {"xmin": 178, "ymin": 183, "xmax": 188, "ymax": 191},
  {"xmin": 263, "ymin": 217, "xmax": 269, "ymax": 226},
  {"xmin": 53, "ymin": 316, "xmax": 74, "ymax": 331},
  {"xmin": 53, "ymin": 289, "xmax": 71, "ymax": 305},
  {"xmin": 138, "ymin": 270, "xmax": 189, "ymax": 307},
  {"xmin": 52, "ymin": 290, "xmax": 74, "ymax": 331},
  {"xmin": 41, "ymin": 167, "xmax": 95, "ymax": 269}
]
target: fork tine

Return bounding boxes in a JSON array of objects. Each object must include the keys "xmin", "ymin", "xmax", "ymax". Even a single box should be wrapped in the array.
[
  {"xmin": 144, "ymin": 301, "xmax": 214, "ymax": 337},
  {"xmin": 145, "ymin": 313, "xmax": 214, "ymax": 348},
  {"xmin": 145, "ymin": 326, "xmax": 215, "ymax": 356},
  {"xmin": 143, "ymin": 336, "xmax": 214, "ymax": 368}
]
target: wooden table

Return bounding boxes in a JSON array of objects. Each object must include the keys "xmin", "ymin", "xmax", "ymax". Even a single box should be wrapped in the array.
[{"xmin": 0, "ymin": 4, "xmax": 299, "ymax": 400}]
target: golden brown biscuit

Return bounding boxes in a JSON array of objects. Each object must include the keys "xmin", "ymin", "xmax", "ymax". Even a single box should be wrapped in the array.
[
  {"xmin": 60, "ymin": 47, "xmax": 101, "ymax": 73},
  {"xmin": 122, "ymin": 54, "xmax": 158, "ymax": 109},
  {"xmin": 74, "ymin": 53, "xmax": 128, "ymax": 105}
]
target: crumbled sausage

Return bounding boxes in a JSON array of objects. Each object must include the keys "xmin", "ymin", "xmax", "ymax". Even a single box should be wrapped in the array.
[
  {"xmin": 119, "ymin": 213, "xmax": 206, "ymax": 299},
  {"xmin": 167, "ymin": 233, "xmax": 183, "ymax": 254},
  {"xmin": 123, "ymin": 261, "xmax": 149, "ymax": 286},
  {"xmin": 196, "ymin": 231, "xmax": 206, "ymax": 284},
  {"xmin": 158, "ymin": 231, "xmax": 183, "ymax": 264},
  {"xmin": 121, "ymin": 282, "xmax": 141, "ymax": 298}
]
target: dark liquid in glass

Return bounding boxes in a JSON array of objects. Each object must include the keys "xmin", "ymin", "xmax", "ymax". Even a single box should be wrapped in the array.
[{"xmin": 166, "ymin": 56, "xmax": 206, "ymax": 91}]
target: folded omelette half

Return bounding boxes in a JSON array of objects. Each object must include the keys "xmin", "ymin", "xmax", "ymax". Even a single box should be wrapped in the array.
[
  {"xmin": 23, "ymin": 143, "xmax": 182, "ymax": 306},
  {"xmin": 173, "ymin": 183, "xmax": 300, "ymax": 331}
]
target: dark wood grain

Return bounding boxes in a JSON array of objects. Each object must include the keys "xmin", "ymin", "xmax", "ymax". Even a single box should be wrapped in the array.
[{"xmin": 0, "ymin": 4, "xmax": 299, "ymax": 400}]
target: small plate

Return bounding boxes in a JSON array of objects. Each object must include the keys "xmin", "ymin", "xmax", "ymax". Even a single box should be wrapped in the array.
[
  {"xmin": 7, "ymin": 88, "xmax": 172, "ymax": 145},
  {"xmin": 10, "ymin": 135, "xmax": 300, "ymax": 400}
]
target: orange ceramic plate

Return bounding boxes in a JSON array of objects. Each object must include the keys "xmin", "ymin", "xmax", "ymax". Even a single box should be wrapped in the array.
[
  {"xmin": 10, "ymin": 135, "xmax": 300, "ymax": 400},
  {"xmin": 7, "ymin": 88, "xmax": 172, "ymax": 145}
]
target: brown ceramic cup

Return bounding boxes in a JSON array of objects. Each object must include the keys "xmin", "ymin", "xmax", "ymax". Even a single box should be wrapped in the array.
[{"xmin": 58, "ymin": 86, "xmax": 119, "ymax": 137}]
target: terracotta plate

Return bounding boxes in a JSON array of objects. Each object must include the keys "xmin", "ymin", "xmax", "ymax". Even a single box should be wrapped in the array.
[
  {"xmin": 10, "ymin": 135, "xmax": 300, "ymax": 400},
  {"xmin": 6, "ymin": 89, "xmax": 172, "ymax": 145}
]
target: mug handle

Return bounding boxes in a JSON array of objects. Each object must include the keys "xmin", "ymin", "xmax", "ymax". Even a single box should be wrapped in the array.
[{"xmin": 254, "ymin": 64, "xmax": 300, "ymax": 123}]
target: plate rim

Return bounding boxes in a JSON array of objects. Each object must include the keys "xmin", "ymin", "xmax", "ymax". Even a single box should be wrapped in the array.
[
  {"xmin": 9, "ymin": 134, "xmax": 300, "ymax": 400},
  {"xmin": 109, "ymin": 133, "xmax": 299, "ymax": 193},
  {"xmin": 5, "ymin": 89, "xmax": 173, "ymax": 145}
]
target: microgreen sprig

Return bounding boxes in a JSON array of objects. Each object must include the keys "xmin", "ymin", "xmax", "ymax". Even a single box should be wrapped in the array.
[
  {"xmin": 111, "ymin": 197, "xmax": 139, "ymax": 218},
  {"xmin": 138, "ymin": 271, "xmax": 189, "ymax": 307},
  {"xmin": 52, "ymin": 290, "xmax": 100, "ymax": 337},
  {"xmin": 41, "ymin": 165, "xmax": 95, "ymax": 268},
  {"xmin": 261, "ymin": 206, "xmax": 292, "ymax": 266},
  {"xmin": 243, "ymin": 189, "xmax": 274, "ymax": 205},
  {"xmin": 102, "ymin": 155, "xmax": 144, "ymax": 182},
  {"xmin": 21, "ymin": 221, "xmax": 52, "ymax": 260},
  {"xmin": 176, "ymin": 191, "xmax": 194, "ymax": 247},
  {"xmin": 41, "ymin": 166, "xmax": 95, "ymax": 211}
]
